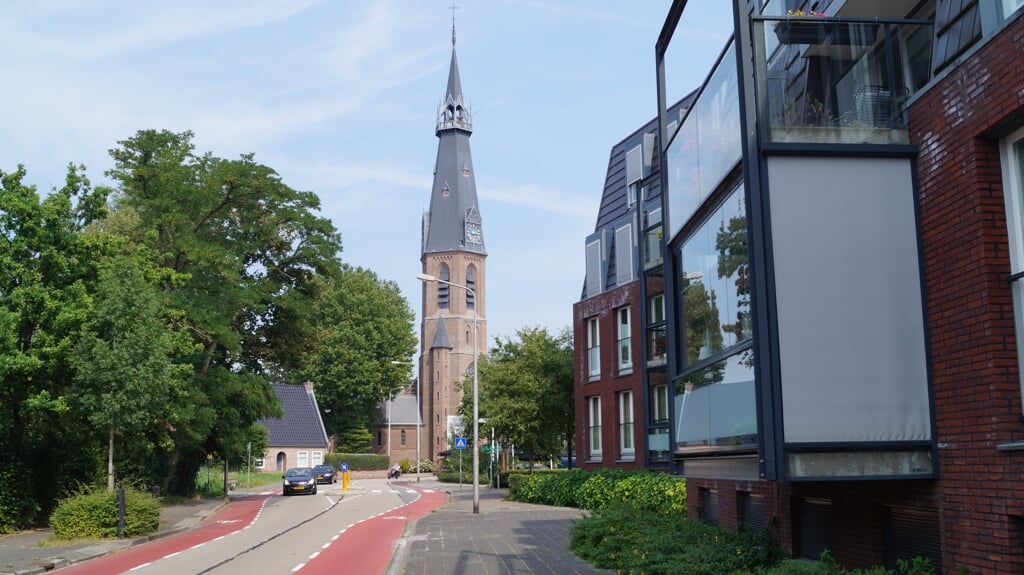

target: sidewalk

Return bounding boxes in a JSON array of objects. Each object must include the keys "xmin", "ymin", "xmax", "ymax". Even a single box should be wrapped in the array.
[
  {"xmin": 0, "ymin": 478, "xmax": 610, "ymax": 575},
  {"xmin": 389, "ymin": 477, "xmax": 612, "ymax": 575},
  {"xmin": 0, "ymin": 495, "xmax": 227, "ymax": 575}
]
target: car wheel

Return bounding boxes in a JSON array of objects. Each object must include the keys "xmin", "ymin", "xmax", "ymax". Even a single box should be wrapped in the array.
[{"xmin": 313, "ymin": 484, "xmax": 318, "ymax": 494}]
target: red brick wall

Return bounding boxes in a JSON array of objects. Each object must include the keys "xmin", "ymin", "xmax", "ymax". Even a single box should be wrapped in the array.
[
  {"xmin": 684, "ymin": 16, "xmax": 1024, "ymax": 574},
  {"xmin": 573, "ymin": 281, "xmax": 645, "ymax": 471},
  {"xmin": 909, "ymin": 11, "xmax": 1024, "ymax": 574}
]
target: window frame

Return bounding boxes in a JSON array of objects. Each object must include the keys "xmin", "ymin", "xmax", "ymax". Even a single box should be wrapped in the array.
[
  {"xmin": 617, "ymin": 306, "xmax": 633, "ymax": 372},
  {"xmin": 588, "ymin": 396, "xmax": 603, "ymax": 458},
  {"xmin": 619, "ymin": 390, "xmax": 635, "ymax": 458},
  {"xmin": 587, "ymin": 317, "xmax": 601, "ymax": 379},
  {"xmin": 1001, "ymin": 125, "xmax": 1024, "ymax": 410}
]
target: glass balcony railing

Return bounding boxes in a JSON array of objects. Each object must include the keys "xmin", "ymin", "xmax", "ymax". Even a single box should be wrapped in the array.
[{"xmin": 754, "ymin": 16, "xmax": 933, "ymax": 145}]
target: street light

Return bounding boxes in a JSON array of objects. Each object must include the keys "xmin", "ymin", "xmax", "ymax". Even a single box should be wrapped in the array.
[
  {"xmin": 417, "ymin": 271, "xmax": 480, "ymax": 514},
  {"xmin": 391, "ymin": 360, "xmax": 420, "ymax": 483}
]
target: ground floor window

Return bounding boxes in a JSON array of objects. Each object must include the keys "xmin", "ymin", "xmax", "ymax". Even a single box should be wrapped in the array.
[
  {"xmin": 588, "ymin": 396, "xmax": 602, "ymax": 459},
  {"xmin": 795, "ymin": 498, "xmax": 832, "ymax": 561},
  {"xmin": 882, "ymin": 506, "xmax": 941, "ymax": 572}
]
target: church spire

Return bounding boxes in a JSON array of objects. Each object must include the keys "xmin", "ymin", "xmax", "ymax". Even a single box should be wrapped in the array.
[{"xmin": 422, "ymin": 18, "xmax": 484, "ymax": 256}]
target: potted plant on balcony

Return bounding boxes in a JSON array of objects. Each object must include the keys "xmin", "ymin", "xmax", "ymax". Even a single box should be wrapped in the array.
[{"xmin": 774, "ymin": 10, "xmax": 826, "ymax": 44}]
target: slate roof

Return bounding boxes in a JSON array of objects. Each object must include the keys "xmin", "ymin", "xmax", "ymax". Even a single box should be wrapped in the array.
[
  {"xmin": 379, "ymin": 393, "xmax": 421, "ymax": 426},
  {"xmin": 422, "ymin": 45, "xmax": 486, "ymax": 256},
  {"xmin": 260, "ymin": 383, "xmax": 329, "ymax": 448}
]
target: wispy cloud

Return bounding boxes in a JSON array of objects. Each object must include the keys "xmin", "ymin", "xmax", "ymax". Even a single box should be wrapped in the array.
[
  {"xmin": 480, "ymin": 181, "xmax": 597, "ymax": 220},
  {"xmin": 11, "ymin": 0, "xmax": 322, "ymax": 60}
]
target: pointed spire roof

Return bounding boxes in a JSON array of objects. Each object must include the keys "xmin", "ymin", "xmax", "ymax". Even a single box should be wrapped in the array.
[
  {"xmin": 431, "ymin": 317, "xmax": 453, "ymax": 349},
  {"xmin": 422, "ymin": 27, "xmax": 485, "ymax": 257}
]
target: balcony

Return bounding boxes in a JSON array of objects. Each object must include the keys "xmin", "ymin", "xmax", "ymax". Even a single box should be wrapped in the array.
[{"xmin": 753, "ymin": 16, "xmax": 933, "ymax": 146}]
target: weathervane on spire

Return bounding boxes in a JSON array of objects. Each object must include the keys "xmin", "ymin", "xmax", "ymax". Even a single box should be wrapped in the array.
[{"xmin": 450, "ymin": 2, "xmax": 458, "ymax": 47}]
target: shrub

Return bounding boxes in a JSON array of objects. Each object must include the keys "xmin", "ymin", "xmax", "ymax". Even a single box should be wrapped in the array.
[
  {"xmin": 571, "ymin": 506, "xmax": 780, "ymax": 574},
  {"xmin": 49, "ymin": 487, "xmax": 160, "ymax": 540},
  {"xmin": 326, "ymin": 453, "xmax": 389, "ymax": 471}
]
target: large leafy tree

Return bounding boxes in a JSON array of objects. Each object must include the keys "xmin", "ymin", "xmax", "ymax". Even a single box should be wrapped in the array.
[
  {"xmin": 71, "ymin": 253, "xmax": 195, "ymax": 491},
  {"xmin": 299, "ymin": 266, "xmax": 418, "ymax": 449},
  {"xmin": 0, "ymin": 165, "xmax": 110, "ymax": 528},
  {"xmin": 105, "ymin": 129, "xmax": 343, "ymax": 491},
  {"xmin": 469, "ymin": 327, "xmax": 575, "ymax": 466}
]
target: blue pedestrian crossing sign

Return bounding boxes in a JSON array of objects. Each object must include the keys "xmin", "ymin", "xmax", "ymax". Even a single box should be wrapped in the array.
[{"xmin": 455, "ymin": 436, "xmax": 468, "ymax": 450}]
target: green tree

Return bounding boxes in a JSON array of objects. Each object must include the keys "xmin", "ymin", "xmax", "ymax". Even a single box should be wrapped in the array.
[
  {"xmin": 0, "ymin": 164, "xmax": 110, "ymax": 528},
  {"xmin": 299, "ymin": 266, "xmax": 418, "ymax": 443},
  {"xmin": 71, "ymin": 253, "xmax": 194, "ymax": 491},
  {"xmin": 105, "ymin": 129, "xmax": 343, "ymax": 493},
  {"xmin": 470, "ymin": 327, "xmax": 574, "ymax": 467}
]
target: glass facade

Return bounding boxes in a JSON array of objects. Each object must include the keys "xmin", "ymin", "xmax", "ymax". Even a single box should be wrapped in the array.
[
  {"xmin": 679, "ymin": 187, "xmax": 750, "ymax": 366},
  {"xmin": 754, "ymin": 17, "xmax": 933, "ymax": 145},
  {"xmin": 666, "ymin": 45, "xmax": 741, "ymax": 239},
  {"xmin": 674, "ymin": 351, "xmax": 756, "ymax": 452}
]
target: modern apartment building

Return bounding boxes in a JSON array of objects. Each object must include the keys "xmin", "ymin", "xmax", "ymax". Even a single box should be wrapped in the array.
[{"xmin": 576, "ymin": 0, "xmax": 1024, "ymax": 571}]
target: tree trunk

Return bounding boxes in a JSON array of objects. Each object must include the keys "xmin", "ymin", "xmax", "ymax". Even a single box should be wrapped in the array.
[{"xmin": 107, "ymin": 428, "xmax": 116, "ymax": 492}]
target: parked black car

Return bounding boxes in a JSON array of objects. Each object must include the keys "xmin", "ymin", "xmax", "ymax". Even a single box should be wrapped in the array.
[
  {"xmin": 282, "ymin": 467, "xmax": 317, "ymax": 495},
  {"xmin": 312, "ymin": 464, "xmax": 337, "ymax": 484}
]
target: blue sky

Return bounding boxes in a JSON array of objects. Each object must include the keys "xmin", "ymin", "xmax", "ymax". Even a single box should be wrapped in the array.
[{"xmin": 0, "ymin": 1, "xmax": 732, "ymax": 348}]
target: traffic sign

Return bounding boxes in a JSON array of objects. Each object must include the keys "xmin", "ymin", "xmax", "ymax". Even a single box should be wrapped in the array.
[{"xmin": 455, "ymin": 436, "xmax": 468, "ymax": 450}]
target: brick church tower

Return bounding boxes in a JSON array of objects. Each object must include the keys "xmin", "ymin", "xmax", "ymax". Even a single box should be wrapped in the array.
[{"xmin": 418, "ymin": 26, "xmax": 486, "ymax": 466}]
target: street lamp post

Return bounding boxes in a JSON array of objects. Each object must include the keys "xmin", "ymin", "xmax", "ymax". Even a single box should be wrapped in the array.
[
  {"xmin": 391, "ymin": 360, "xmax": 420, "ymax": 483},
  {"xmin": 417, "ymin": 272, "xmax": 480, "ymax": 514}
]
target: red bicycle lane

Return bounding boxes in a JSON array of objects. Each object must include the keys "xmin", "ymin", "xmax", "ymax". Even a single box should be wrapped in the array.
[
  {"xmin": 299, "ymin": 484, "xmax": 449, "ymax": 575},
  {"xmin": 54, "ymin": 494, "xmax": 271, "ymax": 575}
]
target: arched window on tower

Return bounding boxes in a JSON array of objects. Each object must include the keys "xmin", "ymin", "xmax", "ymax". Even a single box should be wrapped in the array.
[
  {"xmin": 466, "ymin": 265, "xmax": 476, "ymax": 310},
  {"xmin": 438, "ymin": 264, "xmax": 450, "ymax": 309}
]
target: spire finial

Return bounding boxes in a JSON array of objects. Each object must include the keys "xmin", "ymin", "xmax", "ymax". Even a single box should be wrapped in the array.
[{"xmin": 450, "ymin": 2, "xmax": 458, "ymax": 47}]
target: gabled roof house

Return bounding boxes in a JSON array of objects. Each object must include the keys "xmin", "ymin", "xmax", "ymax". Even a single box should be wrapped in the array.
[{"xmin": 258, "ymin": 382, "xmax": 331, "ymax": 471}]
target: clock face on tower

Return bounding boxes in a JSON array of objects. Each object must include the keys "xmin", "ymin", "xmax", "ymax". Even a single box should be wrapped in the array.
[{"xmin": 465, "ymin": 222, "xmax": 482, "ymax": 244}]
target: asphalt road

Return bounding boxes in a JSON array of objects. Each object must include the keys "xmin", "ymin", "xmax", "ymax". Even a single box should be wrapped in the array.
[{"xmin": 48, "ymin": 479, "xmax": 444, "ymax": 575}]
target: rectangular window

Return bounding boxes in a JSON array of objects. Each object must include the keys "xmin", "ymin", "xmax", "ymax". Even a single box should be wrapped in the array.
[
  {"xmin": 680, "ymin": 186, "xmax": 750, "ymax": 366},
  {"xmin": 311, "ymin": 451, "xmax": 324, "ymax": 466},
  {"xmin": 619, "ymin": 390, "xmax": 635, "ymax": 458},
  {"xmin": 699, "ymin": 488, "xmax": 720, "ymax": 526},
  {"xmin": 615, "ymin": 223, "xmax": 634, "ymax": 285},
  {"xmin": 255, "ymin": 457, "xmax": 265, "ymax": 469},
  {"xmin": 617, "ymin": 307, "xmax": 632, "ymax": 372},
  {"xmin": 587, "ymin": 317, "xmax": 601, "ymax": 379},
  {"xmin": 628, "ymin": 181, "xmax": 641, "ymax": 207},
  {"xmin": 796, "ymin": 499, "xmax": 833, "ymax": 561},
  {"xmin": 588, "ymin": 396, "xmax": 602, "ymax": 458},
  {"xmin": 652, "ymin": 384, "xmax": 669, "ymax": 423},
  {"xmin": 1001, "ymin": 126, "xmax": 1024, "ymax": 410},
  {"xmin": 586, "ymin": 237, "xmax": 604, "ymax": 297},
  {"xmin": 882, "ymin": 507, "xmax": 942, "ymax": 571},
  {"xmin": 297, "ymin": 451, "xmax": 309, "ymax": 467},
  {"xmin": 647, "ymin": 294, "xmax": 667, "ymax": 366},
  {"xmin": 643, "ymin": 225, "xmax": 663, "ymax": 268}
]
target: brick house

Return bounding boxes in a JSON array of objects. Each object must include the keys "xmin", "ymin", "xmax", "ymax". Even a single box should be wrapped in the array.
[
  {"xmin": 576, "ymin": 0, "xmax": 1024, "ymax": 571},
  {"xmin": 258, "ymin": 382, "xmax": 331, "ymax": 471}
]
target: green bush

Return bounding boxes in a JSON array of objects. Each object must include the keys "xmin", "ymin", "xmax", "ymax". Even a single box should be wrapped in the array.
[
  {"xmin": 49, "ymin": 487, "xmax": 160, "ymax": 540},
  {"xmin": 0, "ymin": 465, "xmax": 41, "ymax": 533},
  {"xmin": 571, "ymin": 507, "xmax": 780, "ymax": 574},
  {"xmin": 326, "ymin": 453, "xmax": 389, "ymax": 471},
  {"xmin": 507, "ymin": 468, "xmax": 686, "ymax": 515}
]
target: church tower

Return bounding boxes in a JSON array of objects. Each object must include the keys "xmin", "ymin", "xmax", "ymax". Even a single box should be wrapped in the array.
[{"xmin": 419, "ymin": 23, "xmax": 486, "ymax": 466}]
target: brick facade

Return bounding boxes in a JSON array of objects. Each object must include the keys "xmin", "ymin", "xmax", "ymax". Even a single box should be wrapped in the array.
[
  {"xmin": 573, "ymin": 281, "xmax": 644, "ymax": 471},
  {"xmin": 684, "ymin": 12, "xmax": 1024, "ymax": 573}
]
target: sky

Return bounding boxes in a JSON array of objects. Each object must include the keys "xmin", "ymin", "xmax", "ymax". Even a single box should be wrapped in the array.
[{"xmin": 0, "ymin": 1, "xmax": 733, "ymax": 349}]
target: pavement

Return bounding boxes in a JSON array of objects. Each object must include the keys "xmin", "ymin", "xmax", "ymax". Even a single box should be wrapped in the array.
[{"xmin": 0, "ymin": 476, "xmax": 612, "ymax": 575}]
